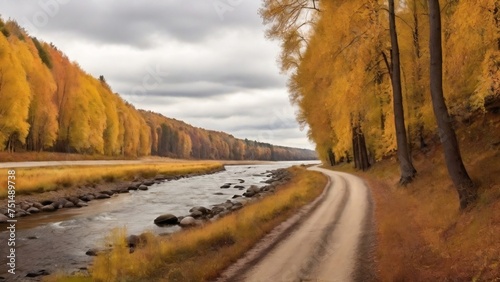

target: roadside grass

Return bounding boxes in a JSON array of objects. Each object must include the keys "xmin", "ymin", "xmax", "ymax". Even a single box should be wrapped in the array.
[
  {"xmin": 332, "ymin": 114, "xmax": 500, "ymax": 280},
  {"xmin": 0, "ymin": 162, "xmax": 223, "ymax": 198},
  {"xmin": 0, "ymin": 151, "xmax": 136, "ymax": 162},
  {"xmin": 47, "ymin": 166, "xmax": 327, "ymax": 282}
]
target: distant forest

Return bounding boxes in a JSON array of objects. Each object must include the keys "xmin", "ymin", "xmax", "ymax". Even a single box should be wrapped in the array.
[{"xmin": 0, "ymin": 19, "xmax": 316, "ymax": 161}]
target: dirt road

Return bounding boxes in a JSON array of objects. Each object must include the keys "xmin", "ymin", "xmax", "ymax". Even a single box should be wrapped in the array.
[{"xmin": 220, "ymin": 166, "xmax": 375, "ymax": 282}]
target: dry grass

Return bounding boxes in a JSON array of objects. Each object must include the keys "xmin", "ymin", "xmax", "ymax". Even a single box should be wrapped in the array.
[
  {"xmin": 48, "ymin": 166, "xmax": 327, "ymax": 282},
  {"xmin": 0, "ymin": 162, "xmax": 223, "ymax": 198},
  {"xmin": 0, "ymin": 151, "xmax": 135, "ymax": 162},
  {"xmin": 334, "ymin": 113, "xmax": 500, "ymax": 280}
]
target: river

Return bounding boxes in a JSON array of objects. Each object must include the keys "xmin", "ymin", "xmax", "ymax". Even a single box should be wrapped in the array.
[{"xmin": 0, "ymin": 161, "xmax": 319, "ymax": 281}]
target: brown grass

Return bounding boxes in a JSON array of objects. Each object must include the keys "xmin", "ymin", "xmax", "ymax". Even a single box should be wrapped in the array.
[
  {"xmin": 47, "ymin": 166, "xmax": 327, "ymax": 282},
  {"xmin": 333, "ymin": 113, "xmax": 500, "ymax": 280},
  {"xmin": 0, "ymin": 151, "xmax": 136, "ymax": 162},
  {"xmin": 0, "ymin": 162, "xmax": 223, "ymax": 198}
]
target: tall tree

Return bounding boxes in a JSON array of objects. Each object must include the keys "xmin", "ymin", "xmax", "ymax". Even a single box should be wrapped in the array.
[
  {"xmin": 428, "ymin": 0, "xmax": 476, "ymax": 209},
  {"xmin": 388, "ymin": 0, "xmax": 417, "ymax": 184}
]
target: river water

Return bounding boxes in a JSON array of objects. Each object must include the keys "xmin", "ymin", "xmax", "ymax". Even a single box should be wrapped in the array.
[{"xmin": 0, "ymin": 161, "xmax": 319, "ymax": 280}]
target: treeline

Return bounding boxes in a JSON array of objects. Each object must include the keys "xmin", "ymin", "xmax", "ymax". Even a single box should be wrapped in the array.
[
  {"xmin": 0, "ymin": 19, "xmax": 316, "ymax": 161},
  {"xmin": 261, "ymin": 0, "xmax": 499, "ymax": 207},
  {"xmin": 142, "ymin": 110, "xmax": 316, "ymax": 160},
  {"xmin": 262, "ymin": 0, "xmax": 499, "ymax": 164}
]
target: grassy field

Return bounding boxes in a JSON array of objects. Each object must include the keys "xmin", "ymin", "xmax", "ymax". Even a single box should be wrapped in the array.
[
  {"xmin": 0, "ymin": 151, "xmax": 137, "ymax": 162},
  {"xmin": 47, "ymin": 165, "xmax": 327, "ymax": 281},
  {"xmin": 0, "ymin": 162, "xmax": 223, "ymax": 198},
  {"xmin": 332, "ymin": 113, "xmax": 500, "ymax": 280}
]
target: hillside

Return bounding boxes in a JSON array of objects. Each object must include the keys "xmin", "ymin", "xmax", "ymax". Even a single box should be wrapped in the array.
[{"xmin": 0, "ymin": 19, "xmax": 316, "ymax": 161}]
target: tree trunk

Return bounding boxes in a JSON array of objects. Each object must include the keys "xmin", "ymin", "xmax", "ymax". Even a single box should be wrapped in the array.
[
  {"xmin": 352, "ymin": 127, "xmax": 360, "ymax": 169},
  {"xmin": 327, "ymin": 149, "xmax": 336, "ymax": 166},
  {"xmin": 389, "ymin": 0, "xmax": 417, "ymax": 184},
  {"xmin": 428, "ymin": 0, "xmax": 476, "ymax": 209},
  {"xmin": 359, "ymin": 131, "xmax": 370, "ymax": 171}
]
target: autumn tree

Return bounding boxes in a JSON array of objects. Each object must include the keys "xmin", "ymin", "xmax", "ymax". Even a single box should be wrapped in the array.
[
  {"xmin": 427, "ymin": 0, "xmax": 476, "ymax": 209},
  {"xmin": 388, "ymin": 0, "xmax": 417, "ymax": 184},
  {"xmin": 0, "ymin": 34, "xmax": 31, "ymax": 151}
]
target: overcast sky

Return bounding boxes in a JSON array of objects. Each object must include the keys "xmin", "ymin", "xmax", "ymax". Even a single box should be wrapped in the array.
[{"xmin": 0, "ymin": 0, "xmax": 314, "ymax": 149}]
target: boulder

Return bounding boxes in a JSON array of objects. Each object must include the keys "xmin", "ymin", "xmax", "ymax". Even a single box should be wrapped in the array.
[
  {"xmin": 40, "ymin": 200, "xmax": 54, "ymax": 206},
  {"xmin": 221, "ymin": 200, "xmax": 234, "ymax": 209},
  {"xmin": 234, "ymin": 185, "xmax": 245, "ymax": 189},
  {"xmin": 95, "ymin": 194, "xmax": 111, "ymax": 199},
  {"xmin": 143, "ymin": 180, "xmax": 155, "ymax": 186},
  {"xmin": 211, "ymin": 206, "xmax": 225, "ymax": 215},
  {"xmin": 66, "ymin": 197, "xmax": 80, "ymax": 205},
  {"xmin": 213, "ymin": 192, "xmax": 224, "ymax": 196},
  {"xmin": 190, "ymin": 210, "xmax": 203, "ymax": 218},
  {"xmin": 118, "ymin": 189, "xmax": 129, "ymax": 194},
  {"xmin": 231, "ymin": 205, "xmax": 243, "ymax": 212},
  {"xmin": 0, "ymin": 214, "xmax": 9, "ymax": 223},
  {"xmin": 243, "ymin": 191, "xmax": 256, "ymax": 198},
  {"xmin": 76, "ymin": 201, "xmax": 88, "ymax": 208},
  {"xmin": 247, "ymin": 185, "xmax": 261, "ymax": 194},
  {"xmin": 85, "ymin": 249, "xmax": 99, "ymax": 256},
  {"xmin": 127, "ymin": 235, "xmax": 140, "ymax": 248},
  {"xmin": 64, "ymin": 202, "xmax": 76, "ymax": 208},
  {"xmin": 154, "ymin": 214, "xmax": 178, "ymax": 226},
  {"xmin": 80, "ymin": 195, "xmax": 95, "ymax": 202},
  {"xmin": 32, "ymin": 202, "xmax": 44, "ymax": 209},
  {"xmin": 41, "ymin": 205, "xmax": 56, "ymax": 212},
  {"xmin": 232, "ymin": 195, "xmax": 242, "ymax": 199},
  {"xmin": 220, "ymin": 184, "xmax": 231, "ymax": 189},
  {"xmin": 138, "ymin": 185, "xmax": 149, "ymax": 191},
  {"xmin": 127, "ymin": 185, "xmax": 138, "ymax": 191},
  {"xmin": 155, "ymin": 175, "xmax": 168, "ymax": 181},
  {"xmin": 179, "ymin": 216, "xmax": 197, "ymax": 227},
  {"xmin": 85, "ymin": 247, "xmax": 111, "ymax": 256},
  {"xmin": 20, "ymin": 202, "xmax": 32, "ymax": 211},
  {"xmin": 189, "ymin": 206, "xmax": 210, "ymax": 215},
  {"xmin": 26, "ymin": 270, "xmax": 49, "ymax": 278},
  {"xmin": 238, "ymin": 179, "xmax": 245, "ymax": 183},
  {"xmin": 27, "ymin": 207, "xmax": 40, "ymax": 214},
  {"xmin": 16, "ymin": 211, "xmax": 29, "ymax": 217},
  {"xmin": 100, "ymin": 190, "xmax": 114, "ymax": 196}
]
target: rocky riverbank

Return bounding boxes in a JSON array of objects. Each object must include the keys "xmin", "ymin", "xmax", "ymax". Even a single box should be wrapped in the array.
[{"xmin": 0, "ymin": 166, "xmax": 224, "ymax": 223}]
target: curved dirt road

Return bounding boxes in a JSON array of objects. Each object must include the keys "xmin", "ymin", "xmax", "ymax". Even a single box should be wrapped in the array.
[{"xmin": 221, "ymin": 166, "xmax": 374, "ymax": 282}]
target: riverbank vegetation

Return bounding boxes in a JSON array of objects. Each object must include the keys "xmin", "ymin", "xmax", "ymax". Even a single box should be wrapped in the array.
[
  {"xmin": 0, "ymin": 162, "xmax": 223, "ymax": 198},
  {"xmin": 0, "ymin": 151, "xmax": 135, "ymax": 162},
  {"xmin": 331, "ymin": 113, "xmax": 500, "ymax": 280},
  {"xmin": 47, "ymin": 166, "xmax": 327, "ymax": 281},
  {"xmin": 0, "ymin": 17, "xmax": 315, "ymax": 161}
]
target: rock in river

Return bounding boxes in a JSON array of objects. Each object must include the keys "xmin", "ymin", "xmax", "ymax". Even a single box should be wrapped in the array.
[
  {"xmin": 41, "ymin": 205, "xmax": 56, "ymax": 212},
  {"xmin": 189, "ymin": 206, "xmax": 210, "ymax": 215},
  {"xmin": 154, "ymin": 214, "xmax": 178, "ymax": 226},
  {"xmin": 95, "ymin": 193, "xmax": 111, "ymax": 199},
  {"xmin": 27, "ymin": 207, "xmax": 40, "ymax": 214},
  {"xmin": 179, "ymin": 216, "xmax": 197, "ymax": 227},
  {"xmin": 26, "ymin": 270, "xmax": 49, "ymax": 277}
]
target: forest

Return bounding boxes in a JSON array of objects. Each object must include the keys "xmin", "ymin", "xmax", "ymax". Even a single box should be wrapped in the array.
[
  {"xmin": 261, "ymin": 0, "xmax": 500, "ymax": 208},
  {"xmin": 0, "ymin": 19, "xmax": 316, "ymax": 161}
]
